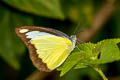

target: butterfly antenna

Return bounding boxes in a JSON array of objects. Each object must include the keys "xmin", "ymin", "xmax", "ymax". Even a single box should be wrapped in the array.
[
  {"xmin": 72, "ymin": 21, "xmax": 85, "ymax": 44},
  {"xmin": 73, "ymin": 22, "xmax": 81, "ymax": 34},
  {"xmin": 72, "ymin": 21, "xmax": 85, "ymax": 52}
]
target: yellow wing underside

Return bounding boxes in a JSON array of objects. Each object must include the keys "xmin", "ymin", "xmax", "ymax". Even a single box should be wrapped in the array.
[{"xmin": 30, "ymin": 36, "xmax": 72, "ymax": 70}]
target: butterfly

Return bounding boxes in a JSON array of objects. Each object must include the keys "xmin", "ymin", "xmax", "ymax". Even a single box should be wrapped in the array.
[{"xmin": 15, "ymin": 26, "xmax": 76, "ymax": 72}]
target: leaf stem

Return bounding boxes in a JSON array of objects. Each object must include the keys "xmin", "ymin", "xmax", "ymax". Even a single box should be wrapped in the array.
[{"xmin": 94, "ymin": 67, "xmax": 108, "ymax": 80}]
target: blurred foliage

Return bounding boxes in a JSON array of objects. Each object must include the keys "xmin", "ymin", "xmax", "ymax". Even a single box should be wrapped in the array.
[
  {"xmin": 0, "ymin": 5, "xmax": 33, "ymax": 69},
  {"xmin": 114, "ymin": 5, "xmax": 120, "ymax": 38},
  {"xmin": 0, "ymin": 0, "xmax": 120, "ymax": 80},
  {"xmin": 61, "ymin": 0, "xmax": 94, "ymax": 22},
  {"xmin": 61, "ymin": 0, "xmax": 94, "ymax": 34},
  {"xmin": 3, "ymin": 0, "xmax": 64, "ymax": 19}
]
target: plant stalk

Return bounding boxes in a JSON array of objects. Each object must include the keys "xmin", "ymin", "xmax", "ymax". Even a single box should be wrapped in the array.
[{"xmin": 94, "ymin": 67, "xmax": 108, "ymax": 80}]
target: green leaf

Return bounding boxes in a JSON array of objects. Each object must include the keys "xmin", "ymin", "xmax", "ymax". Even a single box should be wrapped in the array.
[
  {"xmin": 76, "ymin": 39, "xmax": 120, "ymax": 65},
  {"xmin": 3, "ymin": 0, "xmax": 64, "ymax": 19},
  {"xmin": 90, "ymin": 39, "xmax": 120, "ymax": 64},
  {"xmin": 57, "ymin": 52, "xmax": 84, "ymax": 76},
  {"xmin": 57, "ymin": 43, "xmax": 95, "ymax": 76},
  {"xmin": 0, "ymin": 6, "xmax": 33, "ymax": 70},
  {"xmin": 74, "ymin": 63, "xmax": 87, "ymax": 69},
  {"xmin": 57, "ymin": 39, "xmax": 120, "ymax": 76}
]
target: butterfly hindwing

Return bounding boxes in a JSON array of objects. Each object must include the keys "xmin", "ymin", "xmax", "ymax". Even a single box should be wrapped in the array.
[{"xmin": 30, "ymin": 36, "xmax": 72, "ymax": 70}]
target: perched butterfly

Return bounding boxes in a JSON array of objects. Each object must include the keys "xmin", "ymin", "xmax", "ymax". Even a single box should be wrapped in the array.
[{"xmin": 15, "ymin": 26, "xmax": 76, "ymax": 72}]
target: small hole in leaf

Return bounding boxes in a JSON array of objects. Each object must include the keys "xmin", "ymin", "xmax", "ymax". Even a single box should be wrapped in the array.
[
  {"xmin": 97, "ymin": 52, "xmax": 101, "ymax": 59},
  {"xmin": 117, "ymin": 42, "xmax": 120, "ymax": 50}
]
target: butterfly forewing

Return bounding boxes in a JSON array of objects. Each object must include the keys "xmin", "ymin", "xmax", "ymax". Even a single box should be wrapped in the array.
[{"xmin": 15, "ymin": 26, "xmax": 75, "ymax": 71}]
